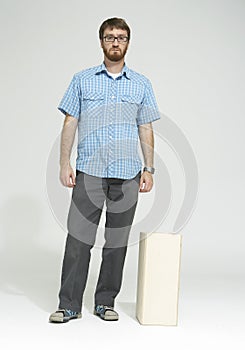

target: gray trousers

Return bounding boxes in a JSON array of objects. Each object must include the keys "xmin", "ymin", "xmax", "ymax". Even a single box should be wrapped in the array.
[{"xmin": 58, "ymin": 169, "xmax": 141, "ymax": 312}]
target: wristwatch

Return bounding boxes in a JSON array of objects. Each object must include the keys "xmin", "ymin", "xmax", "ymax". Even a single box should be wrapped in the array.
[{"xmin": 143, "ymin": 166, "xmax": 155, "ymax": 174}]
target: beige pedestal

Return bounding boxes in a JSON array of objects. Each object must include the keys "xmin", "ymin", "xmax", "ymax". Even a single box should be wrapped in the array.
[{"xmin": 136, "ymin": 232, "xmax": 182, "ymax": 326}]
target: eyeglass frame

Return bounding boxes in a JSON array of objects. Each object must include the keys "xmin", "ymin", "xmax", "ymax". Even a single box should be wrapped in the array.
[{"xmin": 103, "ymin": 35, "xmax": 129, "ymax": 43}]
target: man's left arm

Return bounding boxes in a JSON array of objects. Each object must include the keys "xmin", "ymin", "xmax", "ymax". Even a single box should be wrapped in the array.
[{"xmin": 138, "ymin": 122, "xmax": 154, "ymax": 192}]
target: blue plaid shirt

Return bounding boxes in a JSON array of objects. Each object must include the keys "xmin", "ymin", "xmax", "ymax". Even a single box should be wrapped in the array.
[{"xmin": 58, "ymin": 62, "xmax": 160, "ymax": 179}]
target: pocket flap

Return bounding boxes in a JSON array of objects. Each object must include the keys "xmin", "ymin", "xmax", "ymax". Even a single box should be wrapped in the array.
[
  {"xmin": 83, "ymin": 90, "xmax": 105, "ymax": 100},
  {"xmin": 121, "ymin": 94, "xmax": 142, "ymax": 104}
]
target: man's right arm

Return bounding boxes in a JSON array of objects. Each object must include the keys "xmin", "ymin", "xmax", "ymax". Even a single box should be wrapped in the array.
[{"xmin": 59, "ymin": 114, "xmax": 78, "ymax": 187}]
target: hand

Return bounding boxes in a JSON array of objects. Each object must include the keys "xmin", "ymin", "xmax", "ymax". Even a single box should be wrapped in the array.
[
  {"xmin": 139, "ymin": 171, "xmax": 153, "ymax": 192},
  {"xmin": 59, "ymin": 164, "xmax": 76, "ymax": 188}
]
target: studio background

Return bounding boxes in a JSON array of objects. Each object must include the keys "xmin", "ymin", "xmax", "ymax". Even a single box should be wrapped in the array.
[{"xmin": 0, "ymin": 0, "xmax": 244, "ymax": 349}]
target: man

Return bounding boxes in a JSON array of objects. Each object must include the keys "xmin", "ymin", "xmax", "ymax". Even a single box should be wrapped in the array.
[{"xmin": 49, "ymin": 17, "xmax": 160, "ymax": 323}]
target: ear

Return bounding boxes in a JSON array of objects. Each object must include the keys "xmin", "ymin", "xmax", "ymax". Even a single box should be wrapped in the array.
[{"xmin": 100, "ymin": 39, "xmax": 103, "ymax": 48}]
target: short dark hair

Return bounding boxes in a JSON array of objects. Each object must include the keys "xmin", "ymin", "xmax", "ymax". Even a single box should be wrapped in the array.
[{"xmin": 99, "ymin": 17, "xmax": 131, "ymax": 41}]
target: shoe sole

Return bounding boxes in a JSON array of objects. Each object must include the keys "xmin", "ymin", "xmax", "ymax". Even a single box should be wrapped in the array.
[
  {"xmin": 49, "ymin": 313, "xmax": 82, "ymax": 323},
  {"xmin": 93, "ymin": 310, "xmax": 119, "ymax": 321}
]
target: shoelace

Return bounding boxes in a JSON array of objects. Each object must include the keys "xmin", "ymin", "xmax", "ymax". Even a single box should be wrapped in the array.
[
  {"xmin": 65, "ymin": 309, "xmax": 77, "ymax": 316},
  {"xmin": 96, "ymin": 305, "xmax": 113, "ymax": 313}
]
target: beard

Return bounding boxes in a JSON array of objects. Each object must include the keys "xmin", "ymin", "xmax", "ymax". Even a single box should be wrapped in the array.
[{"xmin": 102, "ymin": 45, "xmax": 128, "ymax": 62}]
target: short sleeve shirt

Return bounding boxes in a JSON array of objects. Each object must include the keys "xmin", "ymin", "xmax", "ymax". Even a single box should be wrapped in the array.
[{"xmin": 58, "ymin": 62, "xmax": 160, "ymax": 179}]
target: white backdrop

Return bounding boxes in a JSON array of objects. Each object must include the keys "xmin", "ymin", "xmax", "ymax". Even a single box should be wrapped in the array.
[{"xmin": 0, "ymin": 0, "xmax": 244, "ymax": 348}]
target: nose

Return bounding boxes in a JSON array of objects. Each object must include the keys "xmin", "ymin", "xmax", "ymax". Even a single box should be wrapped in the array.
[{"xmin": 112, "ymin": 38, "xmax": 119, "ymax": 46}]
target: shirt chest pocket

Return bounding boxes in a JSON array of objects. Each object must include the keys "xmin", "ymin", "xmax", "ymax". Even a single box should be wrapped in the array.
[
  {"xmin": 121, "ymin": 94, "xmax": 143, "ymax": 106},
  {"xmin": 120, "ymin": 94, "xmax": 142, "ymax": 122},
  {"xmin": 82, "ymin": 90, "xmax": 105, "ymax": 111}
]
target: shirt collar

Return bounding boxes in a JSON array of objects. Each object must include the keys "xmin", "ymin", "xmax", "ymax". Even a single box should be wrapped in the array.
[{"xmin": 95, "ymin": 62, "xmax": 131, "ymax": 79}]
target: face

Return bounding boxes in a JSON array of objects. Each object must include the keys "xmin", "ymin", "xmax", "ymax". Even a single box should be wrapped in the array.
[{"xmin": 100, "ymin": 27, "xmax": 129, "ymax": 62}]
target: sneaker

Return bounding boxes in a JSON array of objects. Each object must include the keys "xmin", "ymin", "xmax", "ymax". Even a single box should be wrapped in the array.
[
  {"xmin": 94, "ymin": 305, "xmax": 119, "ymax": 321},
  {"xmin": 49, "ymin": 308, "xmax": 82, "ymax": 323}
]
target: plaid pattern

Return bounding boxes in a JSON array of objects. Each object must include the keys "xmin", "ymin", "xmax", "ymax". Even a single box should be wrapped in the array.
[{"xmin": 58, "ymin": 62, "xmax": 160, "ymax": 179}]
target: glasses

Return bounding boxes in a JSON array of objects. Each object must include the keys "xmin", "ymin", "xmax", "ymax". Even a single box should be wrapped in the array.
[{"xmin": 103, "ymin": 35, "xmax": 128, "ymax": 43}]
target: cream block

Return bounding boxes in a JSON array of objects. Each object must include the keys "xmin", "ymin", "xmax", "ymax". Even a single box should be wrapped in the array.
[{"xmin": 136, "ymin": 232, "xmax": 182, "ymax": 326}]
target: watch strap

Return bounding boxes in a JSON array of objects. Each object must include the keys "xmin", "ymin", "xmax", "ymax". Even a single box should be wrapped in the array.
[{"xmin": 143, "ymin": 166, "xmax": 155, "ymax": 174}]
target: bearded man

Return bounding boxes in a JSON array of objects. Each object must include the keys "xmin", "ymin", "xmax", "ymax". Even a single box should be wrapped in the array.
[{"xmin": 49, "ymin": 17, "xmax": 160, "ymax": 323}]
